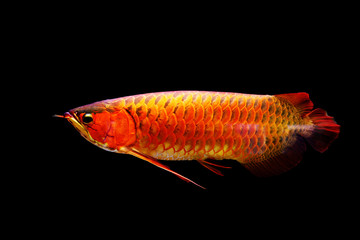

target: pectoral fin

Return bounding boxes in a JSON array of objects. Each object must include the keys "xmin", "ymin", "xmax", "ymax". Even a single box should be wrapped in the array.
[{"xmin": 127, "ymin": 148, "xmax": 205, "ymax": 189}]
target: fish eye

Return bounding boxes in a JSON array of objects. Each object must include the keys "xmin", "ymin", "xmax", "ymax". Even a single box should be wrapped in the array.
[{"xmin": 82, "ymin": 113, "xmax": 93, "ymax": 124}]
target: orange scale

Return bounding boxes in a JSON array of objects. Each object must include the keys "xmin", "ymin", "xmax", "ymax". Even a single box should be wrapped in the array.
[
  {"xmin": 214, "ymin": 137, "xmax": 225, "ymax": 153},
  {"xmin": 195, "ymin": 139, "xmax": 206, "ymax": 152},
  {"xmin": 139, "ymin": 117, "xmax": 151, "ymax": 134},
  {"xmin": 174, "ymin": 136, "xmax": 185, "ymax": 152},
  {"xmin": 174, "ymin": 102, "xmax": 185, "ymax": 120},
  {"xmin": 147, "ymin": 105, "xmax": 158, "ymax": 122},
  {"xmin": 193, "ymin": 105, "xmax": 204, "ymax": 124},
  {"xmin": 174, "ymin": 119, "xmax": 186, "ymax": 137},
  {"xmin": 232, "ymin": 137, "xmax": 242, "ymax": 152},
  {"xmin": 165, "ymin": 114, "xmax": 177, "ymax": 133},
  {"xmin": 223, "ymin": 137, "xmax": 234, "ymax": 153},
  {"xmin": 157, "ymin": 108, "xmax": 168, "ymax": 125},
  {"xmin": 246, "ymin": 98, "xmax": 254, "ymax": 110},
  {"xmin": 237, "ymin": 98, "xmax": 246, "ymax": 111},
  {"xmin": 205, "ymin": 138, "xmax": 216, "ymax": 152},
  {"xmin": 184, "ymin": 104, "xmax": 195, "ymax": 123},
  {"xmin": 241, "ymin": 136, "xmax": 250, "ymax": 149},
  {"xmin": 247, "ymin": 124, "xmax": 257, "ymax": 138},
  {"xmin": 204, "ymin": 121, "xmax": 214, "ymax": 139},
  {"xmin": 184, "ymin": 121, "xmax": 196, "ymax": 140},
  {"xmin": 213, "ymin": 122, "xmax": 223, "ymax": 139},
  {"xmin": 261, "ymin": 98, "xmax": 269, "ymax": 112},
  {"xmin": 164, "ymin": 133, "xmax": 177, "ymax": 150},
  {"xmin": 213, "ymin": 106, "xmax": 223, "ymax": 123},
  {"xmin": 136, "ymin": 104, "xmax": 148, "ymax": 121},
  {"xmin": 222, "ymin": 123, "xmax": 233, "ymax": 139},
  {"xmin": 257, "ymin": 135, "xmax": 265, "ymax": 148},
  {"xmin": 204, "ymin": 105, "xmax": 213, "ymax": 123},
  {"xmin": 184, "ymin": 139, "xmax": 196, "ymax": 152},
  {"xmin": 246, "ymin": 109, "xmax": 255, "ymax": 123},
  {"xmin": 193, "ymin": 121, "xmax": 205, "ymax": 140},
  {"xmin": 238, "ymin": 108, "xmax": 248, "ymax": 123},
  {"xmin": 149, "ymin": 121, "xmax": 160, "ymax": 137},
  {"xmin": 157, "ymin": 125, "xmax": 168, "ymax": 144},
  {"xmin": 249, "ymin": 136, "xmax": 258, "ymax": 150},
  {"xmin": 239, "ymin": 124, "xmax": 248, "ymax": 138},
  {"xmin": 221, "ymin": 106, "xmax": 232, "ymax": 124},
  {"xmin": 229, "ymin": 107, "xmax": 240, "ymax": 124},
  {"xmin": 261, "ymin": 112, "xmax": 270, "ymax": 124},
  {"xmin": 138, "ymin": 133, "xmax": 151, "ymax": 148},
  {"xmin": 253, "ymin": 98, "xmax": 261, "ymax": 112},
  {"xmin": 254, "ymin": 110, "xmax": 263, "ymax": 124}
]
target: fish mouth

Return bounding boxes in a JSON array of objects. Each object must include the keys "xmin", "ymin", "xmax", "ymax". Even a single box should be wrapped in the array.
[
  {"xmin": 55, "ymin": 112, "xmax": 113, "ymax": 151},
  {"xmin": 63, "ymin": 112, "xmax": 93, "ymax": 141}
]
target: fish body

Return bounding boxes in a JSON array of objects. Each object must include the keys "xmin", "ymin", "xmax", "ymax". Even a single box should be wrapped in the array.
[{"xmin": 58, "ymin": 91, "xmax": 340, "ymax": 187}]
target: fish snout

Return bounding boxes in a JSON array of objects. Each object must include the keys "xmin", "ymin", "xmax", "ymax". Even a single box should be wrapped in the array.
[
  {"xmin": 64, "ymin": 112, "xmax": 73, "ymax": 119},
  {"xmin": 53, "ymin": 112, "xmax": 73, "ymax": 119}
]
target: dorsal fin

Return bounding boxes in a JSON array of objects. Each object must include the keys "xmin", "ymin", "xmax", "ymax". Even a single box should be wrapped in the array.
[{"xmin": 275, "ymin": 92, "xmax": 314, "ymax": 117}]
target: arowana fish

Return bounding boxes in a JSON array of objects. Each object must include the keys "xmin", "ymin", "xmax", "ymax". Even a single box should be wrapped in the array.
[{"xmin": 55, "ymin": 91, "xmax": 340, "ymax": 188}]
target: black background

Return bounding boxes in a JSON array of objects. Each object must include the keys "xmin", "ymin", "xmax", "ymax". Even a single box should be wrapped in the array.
[{"xmin": 14, "ymin": 4, "xmax": 353, "ymax": 237}]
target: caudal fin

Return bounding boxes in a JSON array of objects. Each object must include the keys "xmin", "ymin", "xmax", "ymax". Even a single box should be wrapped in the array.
[{"xmin": 304, "ymin": 108, "xmax": 340, "ymax": 153}]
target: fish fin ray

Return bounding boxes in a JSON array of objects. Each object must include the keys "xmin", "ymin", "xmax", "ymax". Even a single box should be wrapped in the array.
[
  {"xmin": 241, "ymin": 136, "xmax": 306, "ymax": 177},
  {"xmin": 275, "ymin": 92, "xmax": 314, "ymax": 116},
  {"xmin": 303, "ymin": 108, "xmax": 340, "ymax": 152},
  {"xmin": 197, "ymin": 160, "xmax": 224, "ymax": 176},
  {"xmin": 197, "ymin": 159, "xmax": 232, "ymax": 176},
  {"xmin": 128, "ymin": 148, "xmax": 205, "ymax": 189},
  {"xmin": 201, "ymin": 159, "xmax": 232, "ymax": 169}
]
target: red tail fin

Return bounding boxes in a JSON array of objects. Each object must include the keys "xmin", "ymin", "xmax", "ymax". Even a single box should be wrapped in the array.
[{"xmin": 304, "ymin": 108, "xmax": 340, "ymax": 153}]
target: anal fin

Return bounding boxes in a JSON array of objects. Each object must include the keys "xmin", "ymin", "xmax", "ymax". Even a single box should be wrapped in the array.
[{"xmin": 241, "ymin": 136, "xmax": 306, "ymax": 177}]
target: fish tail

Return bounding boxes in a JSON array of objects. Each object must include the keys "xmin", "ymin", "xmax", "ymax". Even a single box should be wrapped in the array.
[
  {"xmin": 242, "ymin": 93, "xmax": 340, "ymax": 177},
  {"xmin": 303, "ymin": 108, "xmax": 340, "ymax": 153},
  {"xmin": 276, "ymin": 92, "xmax": 340, "ymax": 153}
]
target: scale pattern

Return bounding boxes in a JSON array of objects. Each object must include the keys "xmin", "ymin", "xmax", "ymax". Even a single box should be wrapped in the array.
[{"xmin": 104, "ymin": 91, "xmax": 309, "ymax": 164}]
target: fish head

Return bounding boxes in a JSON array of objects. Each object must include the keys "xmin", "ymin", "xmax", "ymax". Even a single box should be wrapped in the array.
[{"xmin": 59, "ymin": 102, "xmax": 136, "ymax": 153}]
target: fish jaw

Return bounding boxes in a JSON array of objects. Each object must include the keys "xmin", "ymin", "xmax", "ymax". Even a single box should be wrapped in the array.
[
  {"xmin": 63, "ymin": 111, "xmax": 106, "ymax": 150},
  {"xmin": 64, "ymin": 111, "xmax": 93, "ymax": 142}
]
